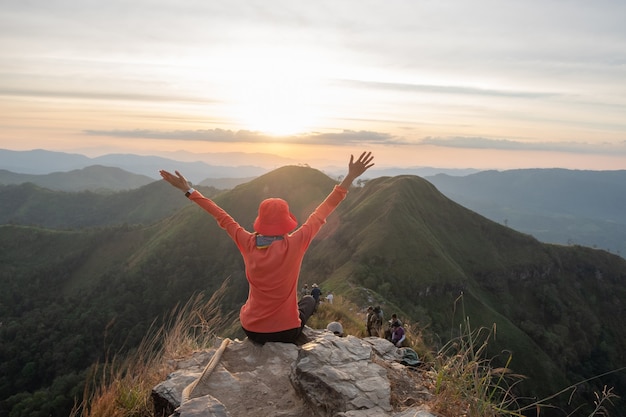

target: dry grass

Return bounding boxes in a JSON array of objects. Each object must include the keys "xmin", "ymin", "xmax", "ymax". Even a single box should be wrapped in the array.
[
  {"xmin": 427, "ymin": 293, "xmax": 527, "ymax": 417},
  {"xmin": 71, "ymin": 279, "xmax": 234, "ymax": 417},
  {"xmin": 72, "ymin": 288, "xmax": 620, "ymax": 417},
  {"xmin": 429, "ymin": 321, "xmax": 525, "ymax": 417},
  {"xmin": 307, "ymin": 295, "xmax": 369, "ymax": 337},
  {"xmin": 428, "ymin": 294, "xmax": 622, "ymax": 417}
]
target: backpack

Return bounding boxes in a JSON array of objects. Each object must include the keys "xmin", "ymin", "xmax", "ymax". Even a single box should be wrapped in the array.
[{"xmin": 399, "ymin": 348, "xmax": 421, "ymax": 367}]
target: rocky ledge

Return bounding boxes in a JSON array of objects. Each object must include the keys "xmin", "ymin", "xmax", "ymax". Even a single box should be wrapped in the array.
[{"xmin": 152, "ymin": 328, "xmax": 436, "ymax": 417}]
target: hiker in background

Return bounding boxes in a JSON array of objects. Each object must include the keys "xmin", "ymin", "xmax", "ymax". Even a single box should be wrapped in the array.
[
  {"xmin": 369, "ymin": 306, "xmax": 384, "ymax": 337},
  {"xmin": 160, "ymin": 152, "xmax": 375, "ymax": 345},
  {"xmin": 301, "ymin": 283, "xmax": 310, "ymax": 297},
  {"xmin": 311, "ymin": 283, "xmax": 322, "ymax": 310},
  {"xmin": 326, "ymin": 321, "xmax": 343, "ymax": 336},
  {"xmin": 325, "ymin": 291, "xmax": 334, "ymax": 304},
  {"xmin": 365, "ymin": 306, "xmax": 374, "ymax": 336},
  {"xmin": 391, "ymin": 322, "xmax": 406, "ymax": 347},
  {"xmin": 384, "ymin": 313, "xmax": 402, "ymax": 341}
]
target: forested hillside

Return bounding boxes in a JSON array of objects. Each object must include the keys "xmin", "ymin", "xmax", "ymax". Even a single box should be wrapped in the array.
[
  {"xmin": 1, "ymin": 166, "xmax": 625, "ymax": 416},
  {"xmin": 0, "ymin": 181, "xmax": 219, "ymax": 228}
]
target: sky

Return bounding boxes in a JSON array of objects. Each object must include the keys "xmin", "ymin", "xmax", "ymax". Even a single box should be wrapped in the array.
[{"xmin": 1, "ymin": 0, "xmax": 625, "ymax": 171}]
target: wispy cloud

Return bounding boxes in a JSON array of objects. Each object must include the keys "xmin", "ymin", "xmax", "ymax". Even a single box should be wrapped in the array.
[
  {"xmin": 85, "ymin": 128, "xmax": 626, "ymax": 156},
  {"xmin": 0, "ymin": 87, "xmax": 213, "ymax": 104},
  {"xmin": 84, "ymin": 128, "xmax": 399, "ymax": 145},
  {"xmin": 421, "ymin": 136, "xmax": 626, "ymax": 155},
  {"xmin": 338, "ymin": 79, "xmax": 560, "ymax": 99}
]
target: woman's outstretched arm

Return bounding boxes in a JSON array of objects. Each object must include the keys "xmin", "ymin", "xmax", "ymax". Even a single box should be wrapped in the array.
[
  {"xmin": 338, "ymin": 151, "xmax": 375, "ymax": 189},
  {"xmin": 159, "ymin": 169, "xmax": 192, "ymax": 192}
]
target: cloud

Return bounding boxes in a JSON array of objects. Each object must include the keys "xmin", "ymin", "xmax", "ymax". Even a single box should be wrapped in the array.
[
  {"xmin": 84, "ymin": 128, "xmax": 626, "ymax": 156},
  {"xmin": 0, "ymin": 87, "xmax": 213, "ymax": 104},
  {"xmin": 309, "ymin": 130, "xmax": 398, "ymax": 145},
  {"xmin": 84, "ymin": 128, "xmax": 400, "ymax": 145},
  {"xmin": 338, "ymin": 79, "xmax": 560, "ymax": 99},
  {"xmin": 85, "ymin": 128, "xmax": 261, "ymax": 142},
  {"xmin": 421, "ymin": 136, "xmax": 626, "ymax": 155}
]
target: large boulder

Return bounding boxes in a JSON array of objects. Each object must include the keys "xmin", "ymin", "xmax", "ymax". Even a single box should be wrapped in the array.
[
  {"xmin": 291, "ymin": 334, "xmax": 392, "ymax": 414},
  {"xmin": 152, "ymin": 328, "xmax": 435, "ymax": 417}
]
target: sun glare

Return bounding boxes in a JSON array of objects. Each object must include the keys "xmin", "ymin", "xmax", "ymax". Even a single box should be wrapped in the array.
[
  {"xmin": 235, "ymin": 81, "xmax": 318, "ymax": 136},
  {"xmin": 223, "ymin": 47, "xmax": 326, "ymax": 136}
]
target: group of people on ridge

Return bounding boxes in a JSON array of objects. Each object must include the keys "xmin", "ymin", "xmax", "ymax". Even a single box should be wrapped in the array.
[
  {"xmin": 301, "ymin": 283, "xmax": 333, "ymax": 308},
  {"xmin": 367, "ymin": 306, "xmax": 406, "ymax": 347}
]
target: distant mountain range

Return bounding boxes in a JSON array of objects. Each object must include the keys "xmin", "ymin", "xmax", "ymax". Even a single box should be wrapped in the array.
[
  {"xmin": 0, "ymin": 148, "xmax": 269, "ymax": 182},
  {"xmin": 0, "ymin": 165, "xmax": 154, "ymax": 192},
  {"xmin": 425, "ymin": 169, "xmax": 626, "ymax": 258},
  {"xmin": 1, "ymin": 165, "xmax": 624, "ymax": 415},
  {"xmin": 2, "ymin": 149, "xmax": 625, "ymax": 258},
  {"xmin": 0, "ymin": 148, "xmax": 477, "ymax": 183}
]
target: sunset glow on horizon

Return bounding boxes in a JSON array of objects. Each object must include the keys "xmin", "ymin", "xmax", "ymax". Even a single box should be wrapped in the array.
[{"xmin": 1, "ymin": 1, "xmax": 625, "ymax": 171}]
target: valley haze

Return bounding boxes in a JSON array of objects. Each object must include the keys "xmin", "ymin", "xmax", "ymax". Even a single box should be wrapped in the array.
[
  {"xmin": 0, "ymin": 148, "xmax": 479, "ymax": 181},
  {"xmin": 2, "ymin": 148, "xmax": 625, "ymax": 260}
]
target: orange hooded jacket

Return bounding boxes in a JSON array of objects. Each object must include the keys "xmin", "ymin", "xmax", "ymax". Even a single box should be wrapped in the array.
[{"xmin": 188, "ymin": 185, "xmax": 347, "ymax": 333}]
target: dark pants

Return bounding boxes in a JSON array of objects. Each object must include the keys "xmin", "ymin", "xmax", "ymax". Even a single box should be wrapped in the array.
[{"xmin": 243, "ymin": 295, "xmax": 316, "ymax": 345}]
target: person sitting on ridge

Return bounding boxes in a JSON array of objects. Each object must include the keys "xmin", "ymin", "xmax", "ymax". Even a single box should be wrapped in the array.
[
  {"xmin": 391, "ymin": 321, "xmax": 407, "ymax": 347},
  {"xmin": 384, "ymin": 313, "xmax": 402, "ymax": 341},
  {"xmin": 159, "ymin": 152, "xmax": 374, "ymax": 345}
]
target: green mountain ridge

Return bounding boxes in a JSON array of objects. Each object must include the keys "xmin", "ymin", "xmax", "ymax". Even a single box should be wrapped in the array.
[
  {"xmin": 0, "ymin": 181, "xmax": 220, "ymax": 229},
  {"xmin": 306, "ymin": 175, "xmax": 626, "ymax": 397},
  {"xmin": 1, "ymin": 166, "xmax": 625, "ymax": 416}
]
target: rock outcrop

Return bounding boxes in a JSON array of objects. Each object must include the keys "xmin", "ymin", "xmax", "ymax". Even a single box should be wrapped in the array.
[{"xmin": 152, "ymin": 328, "xmax": 436, "ymax": 417}]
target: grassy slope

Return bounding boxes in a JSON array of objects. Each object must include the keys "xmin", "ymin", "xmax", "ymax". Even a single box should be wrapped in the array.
[
  {"xmin": 0, "ymin": 181, "xmax": 219, "ymax": 228},
  {"xmin": 304, "ymin": 174, "xmax": 626, "ymax": 399}
]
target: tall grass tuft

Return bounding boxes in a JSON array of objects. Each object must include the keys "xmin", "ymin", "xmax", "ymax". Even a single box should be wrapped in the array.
[
  {"xmin": 402, "ymin": 320, "xmax": 433, "ymax": 363},
  {"xmin": 430, "ymin": 293, "xmax": 526, "ymax": 417},
  {"xmin": 307, "ymin": 295, "xmax": 369, "ymax": 337},
  {"xmin": 430, "ymin": 293, "xmax": 622, "ymax": 417},
  {"xmin": 71, "ymin": 279, "xmax": 235, "ymax": 417}
]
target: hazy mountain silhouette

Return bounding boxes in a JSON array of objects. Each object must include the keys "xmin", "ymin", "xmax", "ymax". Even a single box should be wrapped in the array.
[
  {"xmin": 426, "ymin": 169, "xmax": 626, "ymax": 257},
  {"xmin": 0, "ymin": 148, "xmax": 477, "ymax": 185},
  {"xmin": 0, "ymin": 148, "xmax": 268, "ymax": 181},
  {"xmin": 0, "ymin": 165, "xmax": 154, "ymax": 192}
]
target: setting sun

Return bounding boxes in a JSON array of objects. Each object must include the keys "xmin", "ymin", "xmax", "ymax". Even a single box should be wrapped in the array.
[
  {"xmin": 220, "ymin": 46, "xmax": 328, "ymax": 136},
  {"xmin": 232, "ymin": 77, "xmax": 322, "ymax": 136}
]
